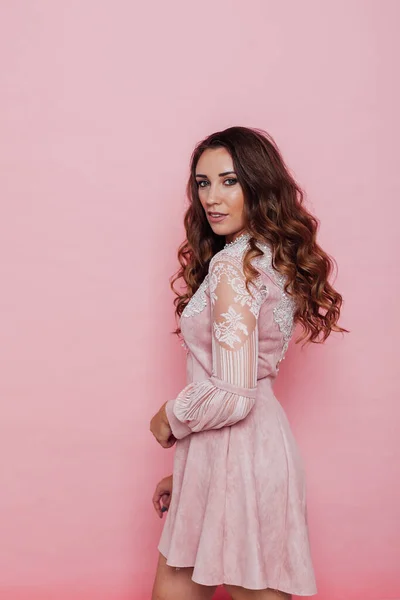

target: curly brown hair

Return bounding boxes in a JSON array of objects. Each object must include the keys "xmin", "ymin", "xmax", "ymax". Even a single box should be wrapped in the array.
[{"xmin": 170, "ymin": 126, "xmax": 348, "ymax": 345}]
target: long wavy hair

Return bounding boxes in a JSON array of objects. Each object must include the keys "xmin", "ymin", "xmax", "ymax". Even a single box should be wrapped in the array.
[{"xmin": 170, "ymin": 126, "xmax": 348, "ymax": 345}]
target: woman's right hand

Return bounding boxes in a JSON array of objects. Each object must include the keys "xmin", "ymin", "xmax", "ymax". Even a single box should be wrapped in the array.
[{"xmin": 152, "ymin": 474, "xmax": 173, "ymax": 518}]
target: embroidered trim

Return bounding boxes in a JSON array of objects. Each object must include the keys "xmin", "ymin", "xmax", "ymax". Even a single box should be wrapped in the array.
[{"xmin": 181, "ymin": 274, "xmax": 209, "ymax": 318}]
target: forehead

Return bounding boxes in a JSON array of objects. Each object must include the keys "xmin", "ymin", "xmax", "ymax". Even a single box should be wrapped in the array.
[{"xmin": 196, "ymin": 147, "xmax": 234, "ymax": 175}]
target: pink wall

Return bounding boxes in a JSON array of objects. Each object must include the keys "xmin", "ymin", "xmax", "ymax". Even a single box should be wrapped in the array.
[{"xmin": 0, "ymin": 1, "xmax": 398, "ymax": 599}]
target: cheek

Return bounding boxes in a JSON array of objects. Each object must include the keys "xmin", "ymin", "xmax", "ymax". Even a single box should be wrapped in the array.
[
  {"xmin": 228, "ymin": 189, "xmax": 245, "ymax": 213},
  {"xmin": 198, "ymin": 195, "xmax": 207, "ymax": 210}
]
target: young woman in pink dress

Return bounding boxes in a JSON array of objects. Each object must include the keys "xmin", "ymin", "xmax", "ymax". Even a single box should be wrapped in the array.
[{"xmin": 149, "ymin": 126, "xmax": 347, "ymax": 600}]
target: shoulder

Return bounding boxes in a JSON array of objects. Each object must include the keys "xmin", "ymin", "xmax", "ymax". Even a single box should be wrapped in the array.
[
  {"xmin": 209, "ymin": 235, "xmax": 272, "ymax": 274},
  {"xmin": 208, "ymin": 236, "xmax": 250, "ymax": 290},
  {"xmin": 209, "ymin": 233, "xmax": 252, "ymax": 272},
  {"xmin": 208, "ymin": 241, "xmax": 269, "ymax": 318},
  {"xmin": 209, "ymin": 235, "xmax": 291, "ymax": 295}
]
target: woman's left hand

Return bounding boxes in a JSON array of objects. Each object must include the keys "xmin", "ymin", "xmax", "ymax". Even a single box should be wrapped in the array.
[{"xmin": 150, "ymin": 403, "xmax": 177, "ymax": 448}]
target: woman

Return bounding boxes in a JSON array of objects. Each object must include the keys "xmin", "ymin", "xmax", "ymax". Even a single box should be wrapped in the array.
[{"xmin": 149, "ymin": 126, "xmax": 347, "ymax": 600}]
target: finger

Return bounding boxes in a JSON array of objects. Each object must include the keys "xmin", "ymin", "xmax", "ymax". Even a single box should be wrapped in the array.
[
  {"xmin": 161, "ymin": 493, "xmax": 171, "ymax": 509},
  {"xmin": 152, "ymin": 490, "xmax": 163, "ymax": 518},
  {"xmin": 160, "ymin": 438, "xmax": 176, "ymax": 449},
  {"xmin": 152, "ymin": 495, "xmax": 163, "ymax": 518}
]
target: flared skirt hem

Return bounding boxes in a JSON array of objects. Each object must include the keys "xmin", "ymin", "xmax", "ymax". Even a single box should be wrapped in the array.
[{"xmin": 158, "ymin": 546, "xmax": 318, "ymax": 596}]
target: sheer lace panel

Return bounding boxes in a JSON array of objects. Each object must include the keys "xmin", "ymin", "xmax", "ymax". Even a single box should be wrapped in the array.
[
  {"xmin": 164, "ymin": 253, "xmax": 267, "ymax": 439},
  {"xmin": 210, "ymin": 257, "xmax": 261, "ymax": 390}
]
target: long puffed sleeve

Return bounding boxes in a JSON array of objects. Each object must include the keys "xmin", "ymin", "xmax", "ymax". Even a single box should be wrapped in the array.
[{"xmin": 165, "ymin": 253, "xmax": 268, "ymax": 440}]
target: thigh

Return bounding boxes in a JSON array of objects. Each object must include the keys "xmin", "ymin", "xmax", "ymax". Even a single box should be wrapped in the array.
[
  {"xmin": 223, "ymin": 584, "xmax": 291, "ymax": 600},
  {"xmin": 151, "ymin": 551, "xmax": 218, "ymax": 600}
]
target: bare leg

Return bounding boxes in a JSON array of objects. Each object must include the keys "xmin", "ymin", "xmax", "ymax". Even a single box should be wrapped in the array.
[
  {"xmin": 223, "ymin": 583, "xmax": 291, "ymax": 600},
  {"xmin": 151, "ymin": 552, "xmax": 218, "ymax": 600}
]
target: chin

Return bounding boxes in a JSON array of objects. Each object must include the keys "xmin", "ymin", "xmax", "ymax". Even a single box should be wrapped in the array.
[
  {"xmin": 212, "ymin": 225, "xmax": 243, "ymax": 237},
  {"xmin": 210, "ymin": 226, "xmax": 230, "ymax": 238}
]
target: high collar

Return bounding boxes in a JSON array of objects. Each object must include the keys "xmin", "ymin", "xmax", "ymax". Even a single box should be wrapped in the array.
[{"xmin": 223, "ymin": 231, "xmax": 251, "ymax": 249}]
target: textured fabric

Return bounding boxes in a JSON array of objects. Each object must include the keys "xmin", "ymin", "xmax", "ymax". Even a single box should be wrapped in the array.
[{"xmin": 159, "ymin": 233, "xmax": 318, "ymax": 596}]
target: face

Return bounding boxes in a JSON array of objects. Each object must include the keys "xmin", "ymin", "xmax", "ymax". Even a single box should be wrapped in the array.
[{"xmin": 195, "ymin": 147, "xmax": 247, "ymax": 243}]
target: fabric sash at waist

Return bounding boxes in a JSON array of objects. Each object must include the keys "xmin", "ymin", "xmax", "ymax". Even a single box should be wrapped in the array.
[{"xmin": 209, "ymin": 374, "xmax": 273, "ymax": 399}]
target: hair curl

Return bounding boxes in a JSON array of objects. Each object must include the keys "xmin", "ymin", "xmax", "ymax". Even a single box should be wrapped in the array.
[{"xmin": 170, "ymin": 126, "xmax": 348, "ymax": 345}]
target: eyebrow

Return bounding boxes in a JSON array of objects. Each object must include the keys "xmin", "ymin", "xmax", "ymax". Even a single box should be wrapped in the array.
[{"xmin": 195, "ymin": 171, "xmax": 236, "ymax": 178}]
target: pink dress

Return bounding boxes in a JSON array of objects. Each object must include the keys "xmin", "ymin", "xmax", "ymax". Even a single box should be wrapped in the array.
[{"xmin": 158, "ymin": 232, "xmax": 317, "ymax": 596}]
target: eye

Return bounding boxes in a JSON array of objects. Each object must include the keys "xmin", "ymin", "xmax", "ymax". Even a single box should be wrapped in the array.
[
  {"xmin": 224, "ymin": 178, "xmax": 237, "ymax": 186},
  {"xmin": 197, "ymin": 180, "xmax": 209, "ymax": 188}
]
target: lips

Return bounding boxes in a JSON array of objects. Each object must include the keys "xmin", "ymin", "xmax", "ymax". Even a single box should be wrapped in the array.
[{"xmin": 208, "ymin": 212, "xmax": 228, "ymax": 223}]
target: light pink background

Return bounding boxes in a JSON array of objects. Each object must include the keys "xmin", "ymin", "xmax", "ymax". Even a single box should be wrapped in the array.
[{"xmin": 0, "ymin": 1, "xmax": 398, "ymax": 599}]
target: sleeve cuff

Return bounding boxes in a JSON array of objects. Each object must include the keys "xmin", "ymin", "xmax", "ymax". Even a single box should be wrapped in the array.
[{"xmin": 165, "ymin": 398, "xmax": 192, "ymax": 440}]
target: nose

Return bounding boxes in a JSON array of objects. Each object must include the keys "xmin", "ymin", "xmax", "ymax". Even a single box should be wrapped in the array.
[{"xmin": 204, "ymin": 182, "xmax": 222, "ymax": 208}]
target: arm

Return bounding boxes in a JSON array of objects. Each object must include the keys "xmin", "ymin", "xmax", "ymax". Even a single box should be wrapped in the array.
[{"xmin": 165, "ymin": 254, "xmax": 267, "ymax": 440}]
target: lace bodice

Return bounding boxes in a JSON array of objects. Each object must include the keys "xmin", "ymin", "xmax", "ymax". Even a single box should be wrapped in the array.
[{"xmin": 165, "ymin": 233, "xmax": 296, "ymax": 440}]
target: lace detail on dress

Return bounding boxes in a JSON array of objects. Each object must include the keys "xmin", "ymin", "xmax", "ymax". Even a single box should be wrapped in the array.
[
  {"xmin": 209, "ymin": 259, "xmax": 268, "ymax": 319},
  {"xmin": 213, "ymin": 305, "xmax": 249, "ymax": 348},
  {"xmin": 254, "ymin": 243, "xmax": 296, "ymax": 368},
  {"xmin": 165, "ymin": 242, "xmax": 260, "ymax": 440},
  {"xmin": 209, "ymin": 253, "xmax": 261, "ymax": 390},
  {"xmin": 223, "ymin": 231, "xmax": 251, "ymax": 254},
  {"xmin": 181, "ymin": 232, "xmax": 262, "ymax": 319},
  {"xmin": 181, "ymin": 274, "xmax": 209, "ymax": 318},
  {"xmin": 180, "ymin": 233, "xmax": 295, "ymax": 370},
  {"xmin": 273, "ymin": 289, "xmax": 295, "ymax": 362}
]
